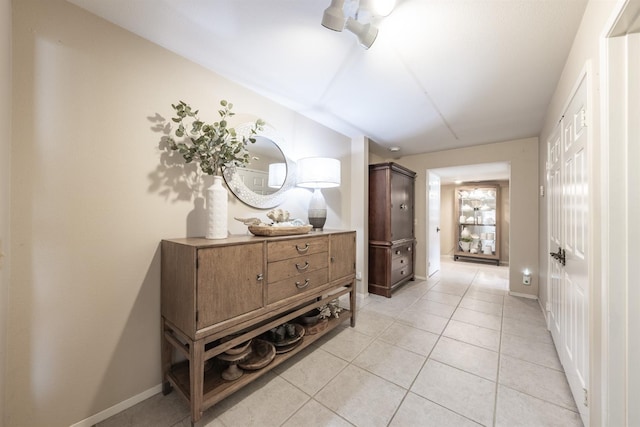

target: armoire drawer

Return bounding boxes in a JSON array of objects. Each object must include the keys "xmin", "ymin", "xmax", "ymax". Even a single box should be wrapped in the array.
[
  {"xmin": 391, "ymin": 254, "xmax": 411, "ymax": 271},
  {"xmin": 391, "ymin": 264, "xmax": 413, "ymax": 285},
  {"xmin": 392, "ymin": 243, "xmax": 413, "ymax": 258}
]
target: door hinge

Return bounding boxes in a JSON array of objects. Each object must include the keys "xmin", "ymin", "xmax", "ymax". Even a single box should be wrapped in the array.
[
  {"xmin": 580, "ymin": 109, "xmax": 587, "ymax": 127},
  {"xmin": 583, "ymin": 388, "xmax": 588, "ymax": 407}
]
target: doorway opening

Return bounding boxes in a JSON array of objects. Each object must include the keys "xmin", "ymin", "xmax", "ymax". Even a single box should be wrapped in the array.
[{"xmin": 426, "ymin": 162, "xmax": 511, "ymax": 278}]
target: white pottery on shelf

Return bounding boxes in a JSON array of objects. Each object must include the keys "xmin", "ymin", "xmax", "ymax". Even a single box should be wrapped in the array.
[
  {"xmin": 206, "ymin": 176, "xmax": 228, "ymax": 239},
  {"xmin": 460, "ymin": 227, "xmax": 471, "ymax": 239}
]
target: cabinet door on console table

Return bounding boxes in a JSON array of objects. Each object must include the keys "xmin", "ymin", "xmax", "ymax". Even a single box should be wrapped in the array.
[
  {"xmin": 161, "ymin": 240, "xmax": 265, "ymax": 339},
  {"xmin": 330, "ymin": 232, "xmax": 357, "ymax": 281},
  {"xmin": 198, "ymin": 244, "xmax": 264, "ymax": 327}
]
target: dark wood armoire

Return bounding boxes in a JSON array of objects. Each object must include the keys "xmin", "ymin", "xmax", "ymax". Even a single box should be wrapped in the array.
[{"xmin": 368, "ymin": 162, "xmax": 416, "ymax": 297}]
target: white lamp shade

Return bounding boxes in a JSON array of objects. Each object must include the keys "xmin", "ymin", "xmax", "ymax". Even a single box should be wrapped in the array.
[
  {"xmin": 297, "ymin": 157, "xmax": 341, "ymax": 189},
  {"xmin": 268, "ymin": 163, "xmax": 287, "ymax": 188}
]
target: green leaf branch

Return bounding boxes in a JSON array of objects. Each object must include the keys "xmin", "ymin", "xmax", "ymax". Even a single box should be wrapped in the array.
[{"xmin": 166, "ymin": 100, "xmax": 265, "ymax": 176}]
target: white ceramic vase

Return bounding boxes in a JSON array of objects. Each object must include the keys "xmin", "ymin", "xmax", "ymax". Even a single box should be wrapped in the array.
[
  {"xmin": 459, "ymin": 241, "xmax": 471, "ymax": 252},
  {"xmin": 206, "ymin": 176, "xmax": 228, "ymax": 239},
  {"xmin": 460, "ymin": 227, "xmax": 471, "ymax": 239}
]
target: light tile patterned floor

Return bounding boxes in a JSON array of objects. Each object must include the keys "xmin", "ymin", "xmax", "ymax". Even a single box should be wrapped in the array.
[{"xmin": 97, "ymin": 259, "xmax": 583, "ymax": 427}]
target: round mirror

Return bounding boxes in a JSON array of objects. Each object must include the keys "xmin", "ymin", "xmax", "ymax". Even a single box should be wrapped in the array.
[{"xmin": 223, "ymin": 123, "xmax": 296, "ymax": 209}]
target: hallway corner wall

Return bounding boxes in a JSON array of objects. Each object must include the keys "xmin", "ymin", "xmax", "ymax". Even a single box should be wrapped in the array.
[{"xmin": 395, "ymin": 137, "xmax": 538, "ymax": 296}]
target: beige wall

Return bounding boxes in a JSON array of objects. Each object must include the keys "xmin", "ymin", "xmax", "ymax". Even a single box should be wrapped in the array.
[
  {"xmin": 537, "ymin": 0, "xmax": 614, "ymax": 320},
  {"xmin": 394, "ymin": 138, "xmax": 538, "ymax": 295},
  {"xmin": 9, "ymin": 0, "xmax": 356, "ymax": 426},
  {"xmin": 1, "ymin": 0, "xmax": 11, "ymax": 424},
  {"xmin": 537, "ymin": 1, "xmax": 619, "ymax": 425},
  {"xmin": 440, "ymin": 184, "xmax": 456, "ymax": 255},
  {"xmin": 499, "ymin": 181, "xmax": 510, "ymax": 264},
  {"xmin": 440, "ymin": 181, "xmax": 510, "ymax": 265},
  {"xmin": 351, "ymin": 137, "xmax": 369, "ymax": 294}
]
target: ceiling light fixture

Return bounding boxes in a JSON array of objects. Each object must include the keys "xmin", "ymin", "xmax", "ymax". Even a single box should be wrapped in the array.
[
  {"xmin": 322, "ymin": 0, "xmax": 347, "ymax": 31},
  {"xmin": 360, "ymin": 0, "xmax": 396, "ymax": 17},
  {"xmin": 388, "ymin": 146, "xmax": 400, "ymax": 152},
  {"xmin": 321, "ymin": 0, "xmax": 392, "ymax": 49},
  {"xmin": 345, "ymin": 18, "xmax": 378, "ymax": 49}
]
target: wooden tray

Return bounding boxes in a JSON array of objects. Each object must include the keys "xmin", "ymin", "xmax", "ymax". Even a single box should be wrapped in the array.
[
  {"xmin": 275, "ymin": 339, "xmax": 304, "ymax": 354},
  {"xmin": 238, "ymin": 339, "xmax": 276, "ymax": 371},
  {"xmin": 248, "ymin": 225, "xmax": 313, "ymax": 236},
  {"xmin": 304, "ymin": 318, "xmax": 329, "ymax": 335}
]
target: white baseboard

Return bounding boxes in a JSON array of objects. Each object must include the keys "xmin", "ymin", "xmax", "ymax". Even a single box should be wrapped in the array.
[
  {"xmin": 538, "ymin": 298, "xmax": 551, "ymax": 329},
  {"xmin": 508, "ymin": 291, "xmax": 538, "ymax": 300},
  {"xmin": 69, "ymin": 383, "xmax": 162, "ymax": 427}
]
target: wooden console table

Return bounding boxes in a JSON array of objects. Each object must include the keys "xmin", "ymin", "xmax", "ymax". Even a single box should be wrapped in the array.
[{"xmin": 161, "ymin": 231, "xmax": 356, "ymax": 424}]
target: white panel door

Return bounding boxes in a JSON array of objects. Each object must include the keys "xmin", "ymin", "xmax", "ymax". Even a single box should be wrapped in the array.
[
  {"xmin": 427, "ymin": 172, "xmax": 441, "ymax": 277},
  {"xmin": 547, "ymin": 123, "xmax": 562, "ymax": 341},
  {"xmin": 547, "ymin": 73, "xmax": 589, "ymax": 426}
]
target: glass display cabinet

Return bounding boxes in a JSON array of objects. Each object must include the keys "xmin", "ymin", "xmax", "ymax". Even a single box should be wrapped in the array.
[{"xmin": 454, "ymin": 184, "xmax": 500, "ymax": 265}]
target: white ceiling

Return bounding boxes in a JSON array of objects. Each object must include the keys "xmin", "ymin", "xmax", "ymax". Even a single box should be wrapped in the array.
[{"xmin": 69, "ymin": 0, "xmax": 587, "ymax": 158}]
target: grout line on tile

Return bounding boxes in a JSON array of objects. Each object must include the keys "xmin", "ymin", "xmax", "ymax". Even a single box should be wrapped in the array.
[
  {"xmin": 498, "ymin": 383, "xmax": 582, "ymax": 415},
  {"xmin": 382, "ymin": 270, "xmax": 479, "ymax": 426},
  {"xmin": 492, "ymin": 294, "xmax": 506, "ymax": 427}
]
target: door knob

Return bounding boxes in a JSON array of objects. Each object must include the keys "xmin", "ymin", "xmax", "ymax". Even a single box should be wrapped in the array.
[
  {"xmin": 549, "ymin": 246, "xmax": 566, "ymax": 266},
  {"xmin": 436, "ymin": 227, "xmax": 440, "ymax": 232}
]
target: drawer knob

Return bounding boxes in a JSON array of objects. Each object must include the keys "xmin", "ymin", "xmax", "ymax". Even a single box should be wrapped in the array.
[
  {"xmin": 296, "ymin": 261, "xmax": 310, "ymax": 271},
  {"xmin": 407, "ymin": 247, "xmax": 412, "ymax": 252},
  {"xmin": 256, "ymin": 273, "xmax": 264, "ymax": 281},
  {"xmin": 296, "ymin": 243, "xmax": 310, "ymax": 253},
  {"xmin": 400, "ymin": 203, "xmax": 408, "ymax": 210},
  {"xmin": 395, "ymin": 250, "xmax": 401, "ymax": 255},
  {"xmin": 400, "ymin": 259, "xmax": 404, "ymax": 264},
  {"xmin": 400, "ymin": 270, "xmax": 405, "ymax": 275},
  {"xmin": 295, "ymin": 279, "xmax": 310, "ymax": 289}
]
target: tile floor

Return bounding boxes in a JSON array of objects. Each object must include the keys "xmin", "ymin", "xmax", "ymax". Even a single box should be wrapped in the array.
[{"xmin": 97, "ymin": 259, "xmax": 583, "ymax": 427}]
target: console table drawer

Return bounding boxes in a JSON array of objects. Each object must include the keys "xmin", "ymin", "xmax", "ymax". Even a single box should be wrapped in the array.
[
  {"xmin": 267, "ymin": 236, "xmax": 328, "ymax": 262},
  {"xmin": 267, "ymin": 268, "xmax": 329, "ymax": 304},
  {"xmin": 268, "ymin": 252, "xmax": 328, "ymax": 283}
]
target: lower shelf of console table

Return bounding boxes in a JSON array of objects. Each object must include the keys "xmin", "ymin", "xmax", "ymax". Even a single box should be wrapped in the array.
[
  {"xmin": 162, "ymin": 286, "xmax": 356, "ymax": 425},
  {"xmin": 169, "ymin": 311, "xmax": 350, "ymax": 407}
]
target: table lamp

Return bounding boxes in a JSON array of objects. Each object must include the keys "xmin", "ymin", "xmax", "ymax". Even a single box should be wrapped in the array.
[{"xmin": 296, "ymin": 157, "xmax": 341, "ymax": 230}]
